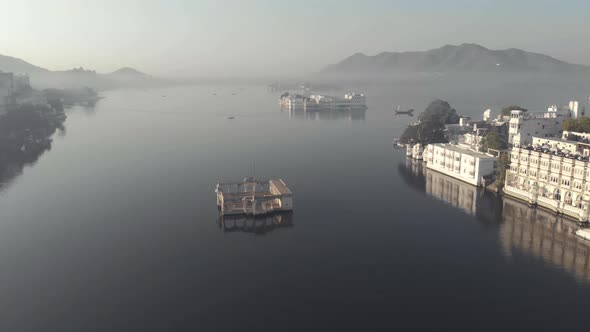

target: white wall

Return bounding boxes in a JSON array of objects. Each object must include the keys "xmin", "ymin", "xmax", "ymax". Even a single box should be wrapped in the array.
[{"xmin": 426, "ymin": 144, "xmax": 496, "ymax": 186}]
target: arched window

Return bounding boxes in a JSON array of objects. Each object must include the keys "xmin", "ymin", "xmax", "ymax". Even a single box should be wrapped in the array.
[
  {"xmin": 565, "ymin": 192, "xmax": 572, "ymax": 205},
  {"xmin": 574, "ymin": 195, "xmax": 582, "ymax": 208},
  {"xmin": 543, "ymin": 187, "xmax": 550, "ymax": 198}
]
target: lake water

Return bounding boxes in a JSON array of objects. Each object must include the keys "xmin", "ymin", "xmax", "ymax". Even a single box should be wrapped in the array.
[{"xmin": 1, "ymin": 75, "xmax": 590, "ymax": 331}]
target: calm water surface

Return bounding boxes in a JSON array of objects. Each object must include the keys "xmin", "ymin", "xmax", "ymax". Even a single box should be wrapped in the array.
[{"xmin": 1, "ymin": 77, "xmax": 590, "ymax": 331}]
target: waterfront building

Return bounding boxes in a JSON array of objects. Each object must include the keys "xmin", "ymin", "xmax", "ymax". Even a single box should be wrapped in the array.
[
  {"xmin": 425, "ymin": 143, "xmax": 496, "ymax": 186},
  {"xmin": 308, "ymin": 93, "xmax": 366, "ymax": 109},
  {"xmin": 279, "ymin": 94, "xmax": 306, "ymax": 109},
  {"xmin": 215, "ymin": 178, "xmax": 293, "ymax": 216},
  {"xmin": 406, "ymin": 143, "xmax": 425, "ymax": 160},
  {"xmin": 280, "ymin": 92, "xmax": 366, "ymax": 110},
  {"xmin": 503, "ymin": 139, "xmax": 590, "ymax": 222}
]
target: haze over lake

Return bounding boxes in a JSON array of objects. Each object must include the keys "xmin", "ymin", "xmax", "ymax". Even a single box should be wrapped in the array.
[{"xmin": 1, "ymin": 73, "xmax": 590, "ymax": 330}]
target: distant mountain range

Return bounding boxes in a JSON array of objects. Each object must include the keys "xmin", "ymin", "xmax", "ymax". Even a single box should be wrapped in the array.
[
  {"xmin": 0, "ymin": 54, "xmax": 164, "ymax": 89},
  {"xmin": 0, "ymin": 54, "xmax": 49, "ymax": 74},
  {"xmin": 323, "ymin": 43, "xmax": 590, "ymax": 74}
]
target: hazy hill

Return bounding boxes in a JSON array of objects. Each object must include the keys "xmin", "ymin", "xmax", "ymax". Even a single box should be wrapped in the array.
[
  {"xmin": 0, "ymin": 54, "xmax": 49, "ymax": 74},
  {"xmin": 323, "ymin": 43, "xmax": 590, "ymax": 74},
  {"xmin": 108, "ymin": 67, "xmax": 149, "ymax": 77},
  {"xmin": 0, "ymin": 55, "xmax": 166, "ymax": 90}
]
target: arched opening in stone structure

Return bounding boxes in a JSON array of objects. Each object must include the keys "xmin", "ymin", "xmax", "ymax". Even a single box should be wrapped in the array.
[
  {"xmin": 523, "ymin": 180, "xmax": 530, "ymax": 191},
  {"xmin": 555, "ymin": 189, "xmax": 561, "ymax": 201},
  {"xmin": 565, "ymin": 191, "xmax": 573, "ymax": 205}
]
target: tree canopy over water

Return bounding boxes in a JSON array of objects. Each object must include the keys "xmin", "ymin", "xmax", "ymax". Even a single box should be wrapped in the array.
[
  {"xmin": 400, "ymin": 99, "xmax": 458, "ymax": 145},
  {"xmin": 417, "ymin": 99, "xmax": 460, "ymax": 125}
]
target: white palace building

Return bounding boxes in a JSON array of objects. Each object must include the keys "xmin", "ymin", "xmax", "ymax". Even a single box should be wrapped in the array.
[
  {"xmin": 425, "ymin": 143, "xmax": 497, "ymax": 186},
  {"xmin": 508, "ymin": 101, "xmax": 582, "ymax": 147},
  {"xmin": 504, "ymin": 136, "xmax": 590, "ymax": 223}
]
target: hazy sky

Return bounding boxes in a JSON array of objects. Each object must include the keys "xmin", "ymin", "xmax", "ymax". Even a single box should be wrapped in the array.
[{"xmin": 2, "ymin": 0, "xmax": 590, "ymax": 77}]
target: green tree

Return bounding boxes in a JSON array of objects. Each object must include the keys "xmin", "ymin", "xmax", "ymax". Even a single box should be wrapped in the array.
[
  {"xmin": 399, "ymin": 121, "xmax": 447, "ymax": 145},
  {"xmin": 480, "ymin": 131, "xmax": 505, "ymax": 151},
  {"xmin": 563, "ymin": 118, "xmax": 578, "ymax": 131},
  {"xmin": 400, "ymin": 100, "xmax": 459, "ymax": 145},
  {"xmin": 495, "ymin": 152, "xmax": 510, "ymax": 189},
  {"xmin": 578, "ymin": 117, "xmax": 590, "ymax": 132},
  {"xmin": 418, "ymin": 99, "xmax": 460, "ymax": 125},
  {"xmin": 563, "ymin": 117, "xmax": 590, "ymax": 133}
]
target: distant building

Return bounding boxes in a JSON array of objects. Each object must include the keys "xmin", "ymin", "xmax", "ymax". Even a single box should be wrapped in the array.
[
  {"xmin": 444, "ymin": 116, "xmax": 472, "ymax": 142},
  {"xmin": 483, "ymin": 109, "xmax": 491, "ymax": 122},
  {"xmin": 531, "ymin": 136, "xmax": 587, "ymax": 155},
  {"xmin": 460, "ymin": 126, "xmax": 488, "ymax": 150},
  {"xmin": 508, "ymin": 101, "xmax": 583, "ymax": 147},
  {"xmin": 563, "ymin": 131, "xmax": 590, "ymax": 143},
  {"xmin": 0, "ymin": 72, "xmax": 15, "ymax": 114},
  {"xmin": 508, "ymin": 108, "xmax": 570, "ymax": 147},
  {"xmin": 457, "ymin": 118, "xmax": 508, "ymax": 152},
  {"xmin": 13, "ymin": 74, "xmax": 31, "ymax": 94},
  {"xmin": 425, "ymin": 143, "xmax": 497, "ymax": 186},
  {"xmin": 568, "ymin": 100, "xmax": 584, "ymax": 118},
  {"xmin": 280, "ymin": 92, "xmax": 366, "ymax": 110}
]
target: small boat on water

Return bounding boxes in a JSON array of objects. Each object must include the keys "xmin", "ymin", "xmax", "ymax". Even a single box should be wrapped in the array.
[
  {"xmin": 392, "ymin": 138, "xmax": 404, "ymax": 149},
  {"xmin": 227, "ymin": 116, "xmax": 235, "ymax": 119},
  {"xmin": 394, "ymin": 105, "xmax": 414, "ymax": 115}
]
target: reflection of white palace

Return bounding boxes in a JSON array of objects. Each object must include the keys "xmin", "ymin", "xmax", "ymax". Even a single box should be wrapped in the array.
[{"xmin": 501, "ymin": 197, "xmax": 590, "ymax": 283}]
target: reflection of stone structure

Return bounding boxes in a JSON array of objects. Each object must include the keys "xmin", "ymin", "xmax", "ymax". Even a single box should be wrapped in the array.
[
  {"xmin": 426, "ymin": 167, "xmax": 478, "ymax": 215},
  {"xmin": 425, "ymin": 165, "xmax": 503, "ymax": 223},
  {"xmin": 400, "ymin": 159, "xmax": 590, "ymax": 283},
  {"xmin": 286, "ymin": 108, "xmax": 365, "ymax": 121},
  {"xmin": 401, "ymin": 159, "xmax": 502, "ymax": 223},
  {"xmin": 218, "ymin": 213, "xmax": 293, "ymax": 235},
  {"xmin": 501, "ymin": 197, "xmax": 590, "ymax": 282}
]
